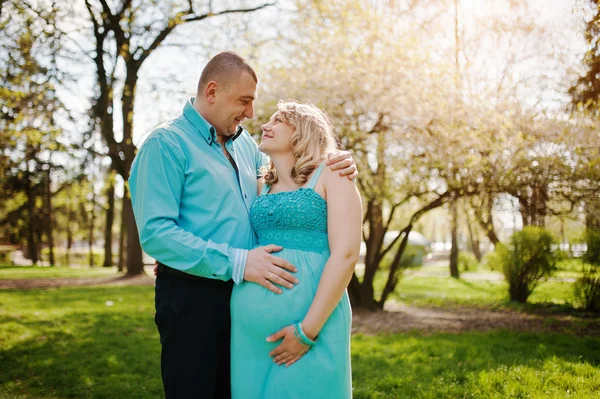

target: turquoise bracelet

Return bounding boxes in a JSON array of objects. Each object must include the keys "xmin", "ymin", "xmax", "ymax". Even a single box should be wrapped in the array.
[{"xmin": 294, "ymin": 322, "xmax": 317, "ymax": 346}]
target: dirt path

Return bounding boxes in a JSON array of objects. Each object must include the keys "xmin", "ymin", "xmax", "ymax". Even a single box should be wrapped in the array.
[
  {"xmin": 1, "ymin": 275, "xmax": 598, "ymax": 336},
  {"xmin": 353, "ymin": 302, "xmax": 600, "ymax": 336}
]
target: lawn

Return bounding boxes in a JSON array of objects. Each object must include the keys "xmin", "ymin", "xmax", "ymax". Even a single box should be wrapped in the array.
[
  {"xmin": 0, "ymin": 264, "xmax": 119, "ymax": 280},
  {"xmin": 390, "ymin": 275, "xmax": 577, "ymax": 310},
  {"xmin": 1, "ymin": 285, "xmax": 599, "ymax": 399}
]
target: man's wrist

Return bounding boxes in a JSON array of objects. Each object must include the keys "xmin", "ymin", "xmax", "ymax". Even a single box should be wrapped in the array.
[{"xmin": 231, "ymin": 248, "xmax": 248, "ymax": 284}]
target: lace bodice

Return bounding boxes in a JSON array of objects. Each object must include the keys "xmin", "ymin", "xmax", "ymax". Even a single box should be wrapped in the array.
[{"xmin": 249, "ymin": 165, "xmax": 329, "ymax": 254}]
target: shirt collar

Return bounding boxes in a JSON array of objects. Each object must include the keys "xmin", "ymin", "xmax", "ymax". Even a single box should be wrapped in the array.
[{"xmin": 183, "ymin": 97, "xmax": 244, "ymax": 145}]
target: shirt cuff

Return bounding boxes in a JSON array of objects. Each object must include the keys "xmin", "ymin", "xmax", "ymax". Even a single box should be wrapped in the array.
[{"xmin": 231, "ymin": 248, "xmax": 248, "ymax": 284}]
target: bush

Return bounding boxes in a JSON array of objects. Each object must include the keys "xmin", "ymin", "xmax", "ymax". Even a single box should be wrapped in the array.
[
  {"xmin": 498, "ymin": 226, "xmax": 558, "ymax": 303},
  {"xmin": 0, "ymin": 246, "xmax": 16, "ymax": 264},
  {"xmin": 458, "ymin": 251, "xmax": 479, "ymax": 271},
  {"xmin": 583, "ymin": 229, "xmax": 600, "ymax": 265},
  {"xmin": 481, "ymin": 250, "xmax": 502, "ymax": 271},
  {"xmin": 574, "ymin": 263, "xmax": 600, "ymax": 311},
  {"xmin": 379, "ymin": 244, "xmax": 427, "ymax": 270}
]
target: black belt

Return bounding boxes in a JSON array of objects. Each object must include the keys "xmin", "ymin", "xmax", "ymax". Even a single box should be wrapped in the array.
[{"xmin": 157, "ymin": 263, "xmax": 209, "ymax": 282}]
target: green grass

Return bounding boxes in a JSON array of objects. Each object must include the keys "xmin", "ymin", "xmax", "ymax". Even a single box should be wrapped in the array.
[
  {"xmin": 352, "ymin": 332, "xmax": 600, "ymax": 399},
  {"xmin": 0, "ymin": 265, "xmax": 121, "ymax": 280},
  {"xmin": 0, "ymin": 286, "xmax": 161, "ymax": 398},
  {"xmin": 1, "ymin": 286, "xmax": 599, "ymax": 398},
  {"xmin": 389, "ymin": 274, "xmax": 578, "ymax": 310}
]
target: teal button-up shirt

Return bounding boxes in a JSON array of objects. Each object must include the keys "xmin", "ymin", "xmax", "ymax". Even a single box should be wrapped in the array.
[{"xmin": 129, "ymin": 98, "xmax": 268, "ymax": 283}]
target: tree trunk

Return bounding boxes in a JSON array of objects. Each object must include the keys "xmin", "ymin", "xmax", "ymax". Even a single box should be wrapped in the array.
[
  {"xmin": 25, "ymin": 174, "xmax": 38, "ymax": 265},
  {"xmin": 66, "ymin": 197, "xmax": 73, "ymax": 267},
  {"xmin": 88, "ymin": 190, "xmax": 96, "ymax": 267},
  {"xmin": 474, "ymin": 194, "xmax": 500, "ymax": 247},
  {"xmin": 449, "ymin": 201, "xmax": 460, "ymax": 279},
  {"xmin": 465, "ymin": 207, "xmax": 482, "ymax": 261},
  {"xmin": 118, "ymin": 195, "xmax": 126, "ymax": 272},
  {"xmin": 103, "ymin": 171, "xmax": 115, "ymax": 267},
  {"xmin": 121, "ymin": 68, "xmax": 144, "ymax": 276},
  {"xmin": 124, "ymin": 193, "xmax": 144, "ymax": 276},
  {"xmin": 358, "ymin": 200, "xmax": 385, "ymax": 309},
  {"xmin": 44, "ymin": 169, "xmax": 55, "ymax": 266},
  {"xmin": 379, "ymin": 225, "xmax": 413, "ymax": 306}
]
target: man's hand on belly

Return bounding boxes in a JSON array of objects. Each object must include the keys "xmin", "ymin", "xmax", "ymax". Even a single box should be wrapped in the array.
[{"xmin": 244, "ymin": 245, "xmax": 299, "ymax": 294}]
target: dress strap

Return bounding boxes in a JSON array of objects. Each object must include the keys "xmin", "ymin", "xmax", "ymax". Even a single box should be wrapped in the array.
[{"xmin": 306, "ymin": 162, "xmax": 326, "ymax": 190}]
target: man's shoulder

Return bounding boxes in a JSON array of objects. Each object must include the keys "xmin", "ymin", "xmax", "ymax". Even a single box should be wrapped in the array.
[{"xmin": 140, "ymin": 115, "xmax": 187, "ymax": 147}]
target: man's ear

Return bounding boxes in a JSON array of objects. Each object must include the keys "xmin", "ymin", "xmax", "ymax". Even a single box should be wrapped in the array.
[{"xmin": 205, "ymin": 81, "xmax": 218, "ymax": 104}]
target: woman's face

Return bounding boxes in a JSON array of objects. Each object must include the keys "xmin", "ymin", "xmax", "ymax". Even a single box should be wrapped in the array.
[{"xmin": 258, "ymin": 111, "xmax": 295, "ymax": 156}]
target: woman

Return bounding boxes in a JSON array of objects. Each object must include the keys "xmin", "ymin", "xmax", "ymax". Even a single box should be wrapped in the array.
[{"xmin": 230, "ymin": 100, "xmax": 362, "ymax": 398}]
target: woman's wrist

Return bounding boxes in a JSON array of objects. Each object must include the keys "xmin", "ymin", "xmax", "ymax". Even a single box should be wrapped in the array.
[{"xmin": 300, "ymin": 321, "xmax": 319, "ymax": 341}]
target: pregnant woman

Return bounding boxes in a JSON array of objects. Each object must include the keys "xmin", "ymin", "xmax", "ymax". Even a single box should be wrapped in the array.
[{"xmin": 230, "ymin": 100, "xmax": 362, "ymax": 398}]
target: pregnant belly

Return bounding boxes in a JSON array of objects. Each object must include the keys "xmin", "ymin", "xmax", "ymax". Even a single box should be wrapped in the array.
[{"xmin": 230, "ymin": 248, "xmax": 327, "ymax": 339}]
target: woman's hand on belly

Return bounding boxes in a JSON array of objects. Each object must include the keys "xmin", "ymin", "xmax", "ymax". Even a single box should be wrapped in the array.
[{"xmin": 266, "ymin": 325, "xmax": 309, "ymax": 367}]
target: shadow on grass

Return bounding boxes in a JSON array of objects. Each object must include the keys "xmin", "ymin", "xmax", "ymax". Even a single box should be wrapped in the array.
[{"xmin": 0, "ymin": 311, "xmax": 163, "ymax": 399}]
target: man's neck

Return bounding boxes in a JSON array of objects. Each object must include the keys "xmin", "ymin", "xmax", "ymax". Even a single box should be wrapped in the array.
[{"xmin": 194, "ymin": 99, "xmax": 229, "ymax": 146}]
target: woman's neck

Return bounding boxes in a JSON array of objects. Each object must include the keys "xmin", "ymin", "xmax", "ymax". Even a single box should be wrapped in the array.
[{"xmin": 270, "ymin": 153, "xmax": 297, "ymax": 188}]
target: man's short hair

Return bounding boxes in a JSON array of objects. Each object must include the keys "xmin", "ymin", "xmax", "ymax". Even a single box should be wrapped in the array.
[{"xmin": 198, "ymin": 51, "xmax": 258, "ymax": 92}]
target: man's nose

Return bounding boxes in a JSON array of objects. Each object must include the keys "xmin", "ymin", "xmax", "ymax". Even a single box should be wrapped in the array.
[{"xmin": 244, "ymin": 103, "xmax": 254, "ymax": 119}]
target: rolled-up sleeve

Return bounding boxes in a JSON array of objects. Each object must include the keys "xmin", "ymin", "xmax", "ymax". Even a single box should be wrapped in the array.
[{"xmin": 129, "ymin": 134, "xmax": 245, "ymax": 282}]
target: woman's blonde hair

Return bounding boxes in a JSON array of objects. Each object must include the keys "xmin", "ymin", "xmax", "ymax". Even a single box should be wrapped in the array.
[{"xmin": 263, "ymin": 100, "xmax": 338, "ymax": 186}]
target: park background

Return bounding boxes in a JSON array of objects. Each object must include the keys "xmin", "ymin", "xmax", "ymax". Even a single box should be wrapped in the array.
[{"xmin": 1, "ymin": 0, "xmax": 600, "ymax": 398}]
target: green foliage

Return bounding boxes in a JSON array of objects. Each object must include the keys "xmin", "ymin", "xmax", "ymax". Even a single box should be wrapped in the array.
[
  {"xmin": 497, "ymin": 227, "xmax": 559, "ymax": 303},
  {"xmin": 380, "ymin": 244, "xmax": 427, "ymax": 270},
  {"xmin": 458, "ymin": 251, "xmax": 479, "ymax": 271},
  {"xmin": 583, "ymin": 228, "xmax": 600, "ymax": 266},
  {"xmin": 481, "ymin": 249, "xmax": 503, "ymax": 271},
  {"xmin": 574, "ymin": 263, "xmax": 600, "ymax": 312}
]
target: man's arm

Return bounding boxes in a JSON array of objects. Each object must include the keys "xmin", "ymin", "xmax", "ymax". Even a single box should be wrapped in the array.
[{"xmin": 129, "ymin": 135, "xmax": 245, "ymax": 282}]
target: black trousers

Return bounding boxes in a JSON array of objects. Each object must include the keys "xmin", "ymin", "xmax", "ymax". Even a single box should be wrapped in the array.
[{"xmin": 155, "ymin": 266, "xmax": 234, "ymax": 399}]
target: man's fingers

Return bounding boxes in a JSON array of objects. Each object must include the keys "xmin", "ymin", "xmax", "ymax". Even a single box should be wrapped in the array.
[
  {"xmin": 263, "ymin": 244, "xmax": 283, "ymax": 253},
  {"xmin": 263, "ymin": 279, "xmax": 283, "ymax": 295},
  {"xmin": 270, "ymin": 255, "xmax": 297, "ymax": 273},
  {"xmin": 270, "ymin": 267, "xmax": 298, "ymax": 285},
  {"xmin": 268, "ymin": 272, "xmax": 294, "ymax": 289},
  {"xmin": 326, "ymin": 151, "xmax": 350, "ymax": 166},
  {"xmin": 331, "ymin": 158, "xmax": 353, "ymax": 171},
  {"xmin": 338, "ymin": 164, "xmax": 356, "ymax": 176}
]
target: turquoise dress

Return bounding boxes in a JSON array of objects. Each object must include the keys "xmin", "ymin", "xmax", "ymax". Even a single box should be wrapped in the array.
[{"xmin": 230, "ymin": 163, "xmax": 352, "ymax": 399}]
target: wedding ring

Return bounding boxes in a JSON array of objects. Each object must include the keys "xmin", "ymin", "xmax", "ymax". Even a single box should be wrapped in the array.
[{"xmin": 268, "ymin": 272, "xmax": 274, "ymax": 280}]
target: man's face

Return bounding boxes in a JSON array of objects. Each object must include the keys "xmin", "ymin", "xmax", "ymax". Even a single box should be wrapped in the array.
[{"xmin": 213, "ymin": 71, "xmax": 257, "ymax": 137}]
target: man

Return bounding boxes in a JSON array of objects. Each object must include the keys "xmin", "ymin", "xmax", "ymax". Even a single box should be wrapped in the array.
[{"xmin": 129, "ymin": 51, "xmax": 357, "ymax": 398}]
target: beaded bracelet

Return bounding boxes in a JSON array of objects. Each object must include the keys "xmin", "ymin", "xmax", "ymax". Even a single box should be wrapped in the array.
[{"xmin": 293, "ymin": 322, "xmax": 317, "ymax": 347}]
